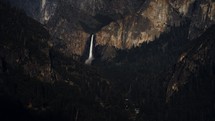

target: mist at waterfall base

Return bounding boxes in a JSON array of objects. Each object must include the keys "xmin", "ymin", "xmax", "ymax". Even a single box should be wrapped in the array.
[{"xmin": 0, "ymin": 1, "xmax": 215, "ymax": 121}]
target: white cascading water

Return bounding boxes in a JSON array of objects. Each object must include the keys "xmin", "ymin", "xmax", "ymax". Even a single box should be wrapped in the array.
[
  {"xmin": 85, "ymin": 34, "xmax": 94, "ymax": 65},
  {"xmin": 40, "ymin": 0, "xmax": 50, "ymax": 22},
  {"xmin": 41, "ymin": 0, "xmax": 46, "ymax": 11}
]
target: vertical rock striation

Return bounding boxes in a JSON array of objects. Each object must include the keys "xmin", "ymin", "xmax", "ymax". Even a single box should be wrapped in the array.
[{"xmin": 4, "ymin": 0, "xmax": 215, "ymax": 57}]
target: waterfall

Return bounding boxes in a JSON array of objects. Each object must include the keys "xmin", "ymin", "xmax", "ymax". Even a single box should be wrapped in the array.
[
  {"xmin": 41, "ymin": 0, "xmax": 46, "ymax": 11},
  {"xmin": 89, "ymin": 34, "xmax": 94, "ymax": 59},
  {"xmin": 85, "ymin": 34, "xmax": 94, "ymax": 65},
  {"xmin": 41, "ymin": 0, "xmax": 49, "ymax": 22}
]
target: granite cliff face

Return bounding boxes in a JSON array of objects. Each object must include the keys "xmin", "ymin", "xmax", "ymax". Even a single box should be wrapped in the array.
[
  {"xmin": 1, "ymin": 1, "xmax": 215, "ymax": 121},
  {"xmin": 0, "ymin": 3, "xmax": 52, "ymax": 81},
  {"xmin": 5, "ymin": 0, "xmax": 215, "ymax": 57},
  {"xmin": 165, "ymin": 25, "xmax": 215, "ymax": 121},
  {"xmin": 97, "ymin": 0, "xmax": 215, "ymax": 49},
  {"xmin": 166, "ymin": 24, "xmax": 215, "ymax": 101}
]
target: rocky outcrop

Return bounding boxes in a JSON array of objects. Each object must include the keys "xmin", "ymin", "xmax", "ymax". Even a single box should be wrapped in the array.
[
  {"xmin": 0, "ymin": 2, "xmax": 51, "ymax": 81},
  {"xmin": 45, "ymin": 0, "xmax": 147, "ymax": 57},
  {"xmin": 166, "ymin": 24, "xmax": 215, "ymax": 102},
  {"xmin": 48, "ymin": 0, "xmax": 215, "ymax": 58},
  {"xmin": 97, "ymin": 0, "xmax": 215, "ymax": 49},
  {"xmin": 165, "ymin": 25, "xmax": 215, "ymax": 121},
  {"xmin": 97, "ymin": 0, "xmax": 169, "ymax": 48},
  {"xmin": 0, "ymin": 3, "xmax": 116, "ymax": 121},
  {"xmin": 1, "ymin": 2, "xmax": 214, "ymax": 121},
  {"xmin": 5, "ymin": 0, "xmax": 215, "ymax": 58}
]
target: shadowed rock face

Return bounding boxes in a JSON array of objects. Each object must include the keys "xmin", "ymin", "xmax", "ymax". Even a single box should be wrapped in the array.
[
  {"xmin": 5, "ymin": 0, "xmax": 215, "ymax": 57},
  {"xmin": 165, "ymin": 25, "xmax": 215, "ymax": 121},
  {"xmin": 96, "ymin": 0, "xmax": 215, "ymax": 49},
  {"xmin": 0, "ymin": 3, "xmax": 115, "ymax": 121},
  {"xmin": 0, "ymin": 2, "xmax": 52, "ymax": 81},
  {"xmin": 96, "ymin": 0, "xmax": 169, "ymax": 49},
  {"xmin": 166, "ymin": 24, "xmax": 215, "ymax": 102},
  {"xmin": 1, "ymin": 2, "xmax": 215, "ymax": 121}
]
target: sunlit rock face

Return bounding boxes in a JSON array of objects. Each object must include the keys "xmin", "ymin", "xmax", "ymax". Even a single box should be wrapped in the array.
[
  {"xmin": 97, "ymin": 0, "xmax": 215, "ymax": 49},
  {"xmin": 49, "ymin": 0, "xmax": 215, "ymax": 56},
  {"xmin": 168, "ymin": 0, "xmax": 196, "ymax": 16},
  {"xmin": 45, "ymin": 0, "xmax": 146, "ymax": 57},
  {"xmin": 97, "ymin": 0, "xmax": 169, "ymax": 48},
  {"xmin": 5, "ymin": 0, "xmax": 215, "ymax": 57}
]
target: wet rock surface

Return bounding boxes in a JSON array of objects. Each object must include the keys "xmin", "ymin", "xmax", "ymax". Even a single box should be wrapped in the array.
[{"xmin": 0, "ymin": 1, "xmax": 215, "ymax": 121}]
